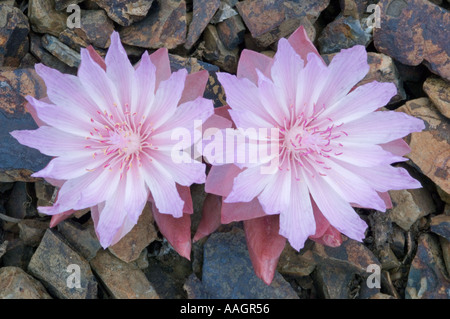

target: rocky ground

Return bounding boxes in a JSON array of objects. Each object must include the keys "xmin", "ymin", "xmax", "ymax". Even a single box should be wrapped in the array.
[{"xmin": 0, "ymin": 0, "xmax": 449, "ymax": 299}]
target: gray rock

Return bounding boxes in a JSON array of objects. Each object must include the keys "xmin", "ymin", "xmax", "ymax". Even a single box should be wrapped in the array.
[
  {"xmin": 28, "ymin": 229, "xmax": 98, "ymax": 299},
  {"xmin": 57, "ymin": 219, "xmax": 101, "ymax": 261},
  {"xmin": 28, "ymin": 0, "xmax": 67, "ymax": 37},
  {"xmin": 41, "ymin": 34, "xmax": 81, "ymax": 68}
]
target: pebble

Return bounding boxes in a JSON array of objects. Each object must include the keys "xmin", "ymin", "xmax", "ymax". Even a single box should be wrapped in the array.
[{"xmin": 28, "ymin": 229, "xmax": 98, "ymax": 299}]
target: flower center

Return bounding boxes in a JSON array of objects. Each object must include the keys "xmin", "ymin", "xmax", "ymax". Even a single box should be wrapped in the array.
[{"xmin": 109, "ymin": 130, "xmax": 141, "ymax": 156}]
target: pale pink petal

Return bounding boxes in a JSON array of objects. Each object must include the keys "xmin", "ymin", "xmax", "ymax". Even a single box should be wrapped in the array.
[
  {"xmin": 149, "ymin": 47, "xmax": 171, "ymax": 90},
  {"xmin": 177, "ymin": 185, "xmax": 194, "ymax": 215},
  {"xmin": 202, "ymin": 114, "xmax": 233, "ymax": 134},
  {"xmin": 86, "ymin": 45, "xmax": 106, "ymax": 70},
  {"xmin": 213, "ymin": 105, "xmax": 232, "ymax": 123},
  {"xmin": 25, "ymin": 101, "xmax": 46, "ymax": 127},
  {"xmin": 109, "ymin": 214, "xmax": 137, "ymax": 246},
  {"xmin": 319, "ymin": 81, "xmax": 397, "ymax": 124},
  {"xmin": 378, "ymin": 191, "xmax": 393, "ymax": 209},
  {"xmin": 308, "ymin": 200, "xmax": 343, "ymax": 248},
  {"xmin": 122, "ymin": 161, "xmax": 149, "ymax": 223},
  {"xmin": 304, "ymin": 163, "xmax": 368, "ymax": 242},
  {"xmin": 257, "ymin": 169, "xmax": 291, "ymax": 215},
  {"xmin": 315, "ymin": 45, "xmax": 370, "ymax": 109},
  {"xmin": 331, "ymin": 143, "xmax": 406, "ymax": 167},
  {"xmin": 379, "ymin": 139, "xmax": 411, "ymax": 157},
  {"xmin": 205, "ymin": 164, "xmax": 243, "ymax": 197},
  {"xmin": 49, "ymin": 210, "xmax": 76, "ymax": 228},
  {"xmin": 338, "ymin": 111, "xmax": 425, "ymax": 144},
  {"xmin": 237, "ymin": 49, "xmax": 273, "ymax": 84},
  {"xmin": 10, "ymin": 126, "xmax": 87, "ymax": 157},
  {"xmin": 279, "ymin": 175, "xmax": 316, "ymax": 251},
  {"xmin": 244, "ymin": 215, "xmax": 286, "ymax": 285},
  {"xmin": 221, "ymin": 198, "xmax": 267, "ymax": 224},
  {"xmin": 193, "ymin": 193, "xmax": 222, "ymax": 242},
  {"xmin": 105, "ymin": 31, "xmax": 135, "ymax": 108},
  {"xmin": 152, "ymin": 203, "xmax": 192, "ymax": 260},
  {"xmin": 180, "ymin": 70, "xmax": 209, "ymax": 105},
  {"xmin": 141, "ymin": 154, "xmax": 184, "ymax": 217},
  {"xmin": 134, "ymin": 50, "xmax": 156, "ymax": 118},
  {"xmin": 224, "ymin": 166, "xmax": 270, "ymax": 203},
  {"xmin": 288, "ymin": 25, "xmax": 322, "ymax": 64}
]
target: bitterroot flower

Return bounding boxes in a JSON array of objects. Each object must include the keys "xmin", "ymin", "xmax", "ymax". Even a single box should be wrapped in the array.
[
  {"xmin": 11, "ymin": 32, "xmax": 213, "ymax": 254},
  {"xmin": 198, "ymin": 26, "xmax": 425, "ymax": 283}
]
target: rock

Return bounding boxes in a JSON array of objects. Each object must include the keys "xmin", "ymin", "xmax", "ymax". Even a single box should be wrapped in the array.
[
  {"xmin": 19, "ymin": 53, "xmax": 39, "ymax": 68},
  {"xmin": 373, "ymin": 0, "xmax": 450, "ymax": 80},
  {"xmin": 133, "ymin": 248, "xmax": 149, "ymax": 269},
  {"xmin": 35, "ymin": 180, "xmax": 56, "ymax": 207},
  {"xmin": 396, "ymin": 98, "xmax": 450, "ymax": 193},
  {"xmin": 120, "ymin": 0, "xmax": 186, "ymax": 50},
  {"xmin": 93, "ymin": 0, "xmax": 154, "ymax": 26},
  {"xmin": 210, "ymin": 1, "xmax": 238, "ymax": 24},
  {"xmin": 90, "ymin": 249, "xmax": 159, "ymax": 299},
  {"xmin": 0, "ymin": 266, "xmax": 52, "ymax": 299},
  {"xmin": 0, "ymin": 4, "xmax": 30, "ymax": 67},
  {"xmin": 388, "ymin": 188, "xmax": 436, "ymax": 231},
  {"xmin": 184, "ymin": 0, "xmax": 220, "ymax": 50},
  {"xmin": 437, "ymin": 185, "xmax": 450, "ymax": 206},
  {"xmin": 0, "ymin": 238, "xmax": 34, "ymax": 269},
  {"xmin": 390, "ymin": 225, "xmax": 406, "ymax": 259},
  {"xmin": 423, "ymin": 77, "xmax": 450, "ymax": 119},
  {"xmin": 236, "ymin": 0, "xmax": 329, "ymax": 47},
  {"xmin": 57, "ymin": 219, "xmax": 101, "ymax": 261},
  {"xmin": 318, "ymin": 14, "xmax": 371, "ymax": 54},
  {"xmin": 109, "ymin": 203, "xmax": 158, "ymax": 263},
  {"xmin": 28, "ymin": 229, "xmax": 98, "ymax": 299},
  {"xmin": 18, "ymin": 219, "xmax": 49, "ymax": 247},
  {"xmin": 377, "ymin": 246, "xmax": 401, "ymax": 270},
  {"xmin": 71, "ymin": 10, "xmax": 114, "ymax": 49},
  {"xmin": 0, "ymin": 67, "xmax": 51, "ymax": 183},
  {"xmin": 369, "ymin": 292, "xmax": 396, "ymax": 299},
  {"xmin": 168, "ymin": 53, "xmax": 225, "ymax": 108},
  {"xmin": 430, "ymin": 215, "xmax": 450, "ymax": 241},
  {"xmin": 440, "ymin": 237, "xmax": 450, "ymax": 277},
  {"xmin": 58, "ymin": 28, "xmax": 90, "ymax": 52},
  {"xmin": 54, "ymin": 0, "xmax": 84, "ymax": 11},
  {"xmin": 186, "ymin": 228, "xmax": 299, "ymax": 299},
  {"xmin": 203, "ymin": 24, "xmax": 239, "ymax": 73},
  {"xmin": 322, "ymin": 52, "xmax": 406, "ymax": 105},
  {"xmin": 217, "ymin": 14, "xmax": 246, "ymax": 50},
  {"xmin": 5, "ymin": 182, "xmax": 36, "ymax": 219},
  {"xmin": 30, "ymin": 33, "xmax": 77, "ymax": 74},
  {"xmin": 0, "ymin": 240, "xmax": 7, "ymax": 260},
  {"xmin": 277, "ymin": 244, "xmax": 316, "ymax": 277},
  {"xmin": 406, "ymin": 233, "xmax": 450, "ymax": 299},
  {"xmin": 41, "ymin": 34, "xmax": 81, "ymax": 68},
  {"xmin": 28, "ymin": 0, "xmax": 68, "ymax": 37}
]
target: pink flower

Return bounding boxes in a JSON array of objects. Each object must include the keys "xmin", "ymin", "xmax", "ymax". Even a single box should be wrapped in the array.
[
  {"xmin": 11, "ymin": 32, "xmax": 214, "ymax": 256},
  {"xmin": 197, "ymin": 26, "xmax": 425, "ymax": 283}
]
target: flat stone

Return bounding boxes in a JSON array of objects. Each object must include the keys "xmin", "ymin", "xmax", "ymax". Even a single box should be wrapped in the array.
[
  {"xmin": 0, "ymin": 238, "xmax": 34, "ymax": 269},
  {"xmin": 423, "ymin": 77, "xmax": 450, "ymax": 119},
  {"xmin": 168, "ymin": 53, "xmax": 225, "ymax": 108},
  {"xmin": 184, "ymin": 0, "xmax": 220, "ymax": 50},
  {"xmin": 30, "ymin": 33, "xmax": 77, "ymax": 74},
  {"xmin": 396, "ymin": 98, "xmax": 450, "ymax": 193},
  {"xmin": 18, "ymin": 219, "xmax": 49, "ymax": 247},
  {"xmin": 187, "ymin": 228, "xmax": 299, "ymax": 299},
  {"xmin": 440, "ymin": 237, "xmax": 450, "ymax": 278},
  {"xmin": 389, "ymin": 188, "xmax": 436, "ymax": 231},
  {"xmin": 90, "ymin": 249, "xmax": 159, "ymax": 299},
  {"xmin": 28, "ymin": 0, "xmax": 68, "ymax": 37},
  {"xmin": 28, "ymin": 229, "xmax": 98, "ymax": 299},
  {"xmin": 0, "ymin": 67, "xmax": 51, "ymax": 182},
  {"xmin": 430, "ymin": 215, "xmax": 450, "ymax": 241},
  {"xmin": 109, "ymin": 203, "xmax": 158, "ymax": 263},
  {"xmin": 217, "ymin": 14, "xmax": 246, "ymax": 50},
  {"xmin": 120, "ymin": 0, "xmax": 186, "ymax": 50},
  {"xmin": 322, "ymin": 52, "xmax": 406, "ymax": 105},
  {"xmin": 210, "ymin": 1, "xmax": 238, "ymax": 24},
  {"xmin": 41, "ymin": 34, "xmax": 81, "ymax": 68},
  {"xmin": 54, "ymin": 0, "xmax": 84, "ymax": 11},
  {"xmin": 74, "ymin": 10, "xmax": 114, "ymax": 49},
  {"xmin": 406, "ymin": 233, "xmax": 450, "ymax": 299},
  {"xmin": 318, "ymin": 14, "xmax": 371, "ymax": 54},
  {"xmin": 57, "ymin": 219, "xmax": 101, "ymax": 261},
  {"xmin": 58, "ymin": 28, "xmax": 90, "ymax": 52},
  {"xmin": 203, "ymin": 24, "xmax": 239, "ymax": 73},
  {"xmin": 0, "ymin": 4, "xmax": 29, "ymax": 67},
  {"xmin": 35, "ymin": 180, "xmax": 56, "ymax": 207},
  {"xmin": 277, "ymin": 244, "xmax": 316, "ymax": 277},
  {"xmin": 373, "ymin": 0, "xmax": 450, "ymax": 80},
  {"xmin": 93, "ymin": 0, "xmax": 154, "ymax": 26},
  {"xmin": 236, "ymin": 0, "xmax": 329, "ymax": 47},
  {"xmin": 0, "ymin": 266, "xmax": 52, "ymax": 299}
]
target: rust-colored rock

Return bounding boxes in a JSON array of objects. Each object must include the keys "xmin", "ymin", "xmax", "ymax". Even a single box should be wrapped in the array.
[
  {"xmin": 28, "ymin": 0, "xmax": 67, "ymax": 37},
  {"xmin": 0, "ymin": 5, "xmax": 30, "ymax": 67},
  {"xmin": 120, "ymin": 0, "xmax": 186, "ymax": 49},
  {"xmin": 373, "ymin": 0, "xmax": 450, "ymax": 80},
  {"xmin": 406, "ymin": 233, "xmax": 450, "ymax": 299},
  {"xmin": 0, "ymin": 68, "xmax": 50, "ymax": 182},
  {"xmin": 396, "ymin": 98, "xmax": 450, "ymax": 193},
  {"xmin": 109, "ymin": 203, "xmax": 158, "ymax": 263},
  {"xmin": 203, "ymin": 24, "xmax": 239, "ymax": 73},
  {"xmin": 423, "ymin": 77, "xmax": 450, "ymax": 119},
  {"xmin": 93, "ymin": 0, "xmax": 154, "ymax": 26},
  {"xmin": 0, "ymin": 266, "xmax": 52, "ymax": 299},
  {"xmin": 217, "ymin": 14, "xmax": 246, "ymax": 50},
  {"xmin": 90, "ymin": 250, "xmax": 159, "ymax": 299},
  {"xmin": 184, "ymin": 0, "xmax": 220, "ymax": 50},
  {"xmin": 236, "ymin": 0, "xmax": 328, "ymax": 47},
  {"xmin": 74, "ymin": 10, "xmax": 114, "ymax": 49}
]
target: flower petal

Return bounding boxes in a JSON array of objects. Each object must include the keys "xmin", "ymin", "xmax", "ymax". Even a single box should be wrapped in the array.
[
  {"xmin": 193, "ymin": 193, "xmax": 222, "ymax": 242},
  {"xmin": 149, "ymin": 47, "xmax": 171, "ymax": 90},
  {"xmin": 205, "ymin": 164, "xmax": 243, "ymax": 197},
  {"xmin": 288, "ymin": 25, "xmax": 322, "ymax": 64},
  {"xmin": 180, "ymin": 70, "xmax": 209, "ymax": 104},
  {"xmin": 237, "ymin": 49, "xmax": 273, "ymax": 84},
  {"xmin": 257, "ymin": 169, "xmax": 291, "ymax": 215},
  {"xmin": 221, "ymin": 198, "xmax": 267, "ymax": 224},
  {"xmin": 224, "ymin": 166, "xmax": 270, "ymax": 203},
  {"xmin": 380, "ymin": 139, "xmax": 411, "ymax": 157},
  {"xmin": 134, "ymin": 50, "xmax": 156, "ymax": 118}
]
